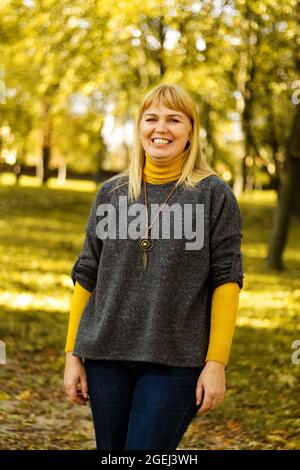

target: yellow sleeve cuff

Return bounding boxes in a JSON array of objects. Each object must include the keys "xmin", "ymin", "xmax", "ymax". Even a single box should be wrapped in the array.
[
  {"xmin": 64, "ymin": 281, "xmax": 92, "ymax": 353},
  {"xmin": 205, "ymin": 282, "xmax": 240, "ymax": 367}
]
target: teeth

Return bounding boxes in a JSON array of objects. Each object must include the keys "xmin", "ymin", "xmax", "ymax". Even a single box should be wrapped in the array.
[{"xmin": 153, "ymin": 138, "xmax": 171, "ymax": 144}]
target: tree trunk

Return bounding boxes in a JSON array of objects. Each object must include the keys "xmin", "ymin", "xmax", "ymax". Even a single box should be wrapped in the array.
[
  {"xmin": 266, "ymin": 0, "xmax": 300, "ymax": 268},
  {"xmin": 37, "ymin": 100, "xmax": 52, "ymax": 185},
  {"xmin": 291, "ymin": 160, "xmax": 300, "ymax": 217},
  {"xmin": 266, "ymin": 108, "xmax": 300, "ymax": 269},
  {"xmin": 266, "ymin": 159, "xmax": 296, "ymax": 269}
]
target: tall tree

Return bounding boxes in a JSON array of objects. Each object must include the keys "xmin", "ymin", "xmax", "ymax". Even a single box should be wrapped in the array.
[{"xmin": 267, "ymin": 0, "xmax": 300, "ymax": 269}]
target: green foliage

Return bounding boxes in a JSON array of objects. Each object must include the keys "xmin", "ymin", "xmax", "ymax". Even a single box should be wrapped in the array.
[{"xmin": 0, "ymin": 0, "xmax": 298, "ymax": 180}]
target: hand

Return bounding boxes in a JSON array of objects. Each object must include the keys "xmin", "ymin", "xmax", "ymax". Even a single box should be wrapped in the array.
[
  {"xmin": 64, "ymin": 352, "xmax": 89, "ymax": 406},
  {"xmin": 195, "ymin": 360, "xmax": 226, "ymax": 413}
]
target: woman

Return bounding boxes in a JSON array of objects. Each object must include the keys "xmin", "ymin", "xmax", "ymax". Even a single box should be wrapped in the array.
[{"xmin": 64, "ymin": 83, "xmax": 244, "ymax": 450}]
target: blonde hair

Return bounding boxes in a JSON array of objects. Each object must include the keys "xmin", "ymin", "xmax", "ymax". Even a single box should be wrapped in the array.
[{"xmin": 106, "ymin": 83, "xmax": 219, "ymax": 202}]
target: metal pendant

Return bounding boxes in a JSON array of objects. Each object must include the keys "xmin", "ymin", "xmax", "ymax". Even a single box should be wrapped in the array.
[{"xmin": 139, "ymin": 237, "xmax": 154, "ymax": 271}]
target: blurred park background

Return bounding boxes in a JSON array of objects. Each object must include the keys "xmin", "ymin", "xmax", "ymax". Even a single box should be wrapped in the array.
[{"xmin": 0, "ymin": 0, "xmax": 300, "ymax": 450}]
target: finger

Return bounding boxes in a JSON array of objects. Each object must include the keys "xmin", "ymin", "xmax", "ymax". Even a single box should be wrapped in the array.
[
  {"xmin": 66, "ymin": 384, "xmax": 79, "ymax": 401},
  {"xmin": 196, "ymin": 383, "xmax": 204, "ymax": 406},
  {"xmin": 199, "ymin": 394, "xmax": 213, "ymax": 413},
  {"xmin": 80, "ymin": 376, "xmax": 89, "ymax": 400},
  {"xmin": 72, "ymin": 398, "xmax": 87, "ymax": 406},
  {"xmin": 66, "ymin": 385, "xmax": 86, "ymax": 406},
  {"xmin": 209, "ymin": 397, "xmax": 219, "ymax": 411},
  {"xmin": 71, "ymin": 392, "xmax": 87, "ymax": 406},
  {"xmin": 74, "ymin": 392, "xmax": 88, "ymax": 406}
]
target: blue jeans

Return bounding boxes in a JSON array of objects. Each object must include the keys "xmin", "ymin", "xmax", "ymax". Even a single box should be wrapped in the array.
[{"xmin": 84, "ymin": 359, "xmax": 203, "ymax": 450}]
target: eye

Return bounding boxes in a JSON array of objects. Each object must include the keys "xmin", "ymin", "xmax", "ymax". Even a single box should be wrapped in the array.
[
  {"xmin": 170, "ymin": 119, "xmax": 180, "ymax": 122},
  {"xmin": 145, "ymin": 118, "xmax": 155, "ymax": 122}
]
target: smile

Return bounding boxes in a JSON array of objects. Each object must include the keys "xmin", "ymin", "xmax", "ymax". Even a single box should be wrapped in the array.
[{"xmin": 151, "ymin": 138, "xmax": 172, "ymax": 145}]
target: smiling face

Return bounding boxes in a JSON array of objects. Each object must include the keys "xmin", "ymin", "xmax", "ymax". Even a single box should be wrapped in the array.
[{"xmin": 139, "ymin": 102, "xmax": 192, "ymax": 162}]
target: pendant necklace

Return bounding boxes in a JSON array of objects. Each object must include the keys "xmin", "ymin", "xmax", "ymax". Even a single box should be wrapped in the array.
[{"xmin": 139, "ymin": 179, "xmax": 178, "ymax": 271}]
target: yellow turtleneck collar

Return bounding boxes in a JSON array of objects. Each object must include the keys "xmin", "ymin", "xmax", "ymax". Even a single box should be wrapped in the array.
[{"xmin": 143, "ymin": 150, "xmax": 187, "ymax": 184}]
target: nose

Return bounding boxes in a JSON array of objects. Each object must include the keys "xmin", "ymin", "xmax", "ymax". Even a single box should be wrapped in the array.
[{"xmin": 155, "ymin": 122, "xmax": 168, "ymax": 133}]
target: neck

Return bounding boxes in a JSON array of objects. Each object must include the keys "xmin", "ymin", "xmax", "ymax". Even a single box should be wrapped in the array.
[{"xmin": 143, "ymin": 150, "xmax": 187, "ymax": 184}]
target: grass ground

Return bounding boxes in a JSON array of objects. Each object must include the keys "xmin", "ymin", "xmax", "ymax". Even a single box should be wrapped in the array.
[{"xmin": 0, "ymin": 176, "xmax": 299, "ymax": 450}]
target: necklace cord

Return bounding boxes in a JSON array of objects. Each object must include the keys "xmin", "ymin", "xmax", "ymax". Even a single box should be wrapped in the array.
[{"xmin": 143, "ymin": 179, "xmax": 178, "ymax": 238}]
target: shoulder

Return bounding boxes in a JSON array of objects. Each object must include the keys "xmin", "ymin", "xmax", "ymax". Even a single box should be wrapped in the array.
[
  {"xmin": 195, "ymin": 175, "xmax": 242, "ymax": 221},
  {"xmin": 194, "ymin": 174, "xmax": 235, "ymax": 200},
  {"xmin": 95, "ymin": 174, "xmax": 129, "ymax": 201}
]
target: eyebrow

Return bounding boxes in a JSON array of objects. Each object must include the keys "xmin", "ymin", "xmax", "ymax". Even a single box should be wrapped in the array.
[{"xmin": 144, "ymin": 113, "xmax": 183, "ymax": 118}]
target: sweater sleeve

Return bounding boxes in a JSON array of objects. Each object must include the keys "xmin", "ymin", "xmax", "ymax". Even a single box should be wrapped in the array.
[
  {"xmin": 65, "ymin": 281, "xmax": 91, "ymax": 353},
  {"xmin": 205, "ymin": 281, "xmax": 240, "ymax": 367},
  {"xmin": 208, "ymin": 181, "xmax": 244, "ymax": 290},
  {"xmin": 70, "ymin": 191, "xmax": 103, "ymax": 292}
]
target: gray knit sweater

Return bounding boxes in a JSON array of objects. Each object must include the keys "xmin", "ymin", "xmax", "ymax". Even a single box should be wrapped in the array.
[{"xmin": 71, "ymin": 174, "xmax": 244, "ymax": 367}]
